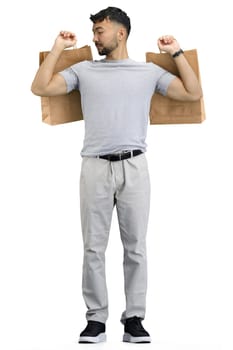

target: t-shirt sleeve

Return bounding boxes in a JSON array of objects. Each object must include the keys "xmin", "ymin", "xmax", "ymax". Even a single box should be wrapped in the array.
[
  {"xmin": 154, "ymin": 65, "xmax": 176, "ymax": 96},
  {"xmin": 59, "ymin": 66, "xmax": 79, "ymax": 93}
]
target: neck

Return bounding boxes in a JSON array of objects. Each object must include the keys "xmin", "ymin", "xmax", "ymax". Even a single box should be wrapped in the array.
[{"xmin": 105, "ymin": 46, "xmax": 129, "ymax": 60}]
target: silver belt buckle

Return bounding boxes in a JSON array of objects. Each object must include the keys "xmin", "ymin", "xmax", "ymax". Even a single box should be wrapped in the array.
[{"xmin": 122, "ymin": 150, "xmax": 130, "ymax": 160}]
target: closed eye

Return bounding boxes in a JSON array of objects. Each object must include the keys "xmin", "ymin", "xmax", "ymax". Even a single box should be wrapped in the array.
[{"xmin": 93, "ymin": 26, "xmax": 105, "ymax": 35}]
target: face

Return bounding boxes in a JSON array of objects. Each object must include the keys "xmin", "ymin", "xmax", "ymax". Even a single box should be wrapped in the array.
[{"xmin": 92, "ymin": 19, "xmax": 121, "ymax": 56}]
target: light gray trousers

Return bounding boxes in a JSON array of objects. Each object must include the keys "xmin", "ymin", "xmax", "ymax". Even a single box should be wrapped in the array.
[{"xmin": 79, "ymin": 153, "xmax": 150, "ymax": 324}]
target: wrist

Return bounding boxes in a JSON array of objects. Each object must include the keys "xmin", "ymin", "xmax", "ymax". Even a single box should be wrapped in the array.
[
  {"xmin": 171, "ymin": 48, "xmax": 184, "ymax": 58},
  {"xmin": 50, "ymin": 43, "xmax": 65, "ymax": 57}
]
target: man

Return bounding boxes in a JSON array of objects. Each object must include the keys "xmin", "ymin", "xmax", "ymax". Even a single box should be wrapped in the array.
[{"xmin": 31, "ymin": 6, "xmax": 202, "ymax": 344}]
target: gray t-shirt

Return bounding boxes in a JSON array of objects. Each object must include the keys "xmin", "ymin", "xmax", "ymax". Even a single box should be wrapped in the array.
[{"xmin": 59, "ymin": 58, "xmax": 175, "ymax": 157}]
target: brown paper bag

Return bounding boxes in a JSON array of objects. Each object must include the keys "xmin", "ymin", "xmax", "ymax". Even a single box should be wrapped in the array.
[
  {"xmin": 146, "ymin": 49, "xmax": 205, "ymax": 124},
  {"xmin": 39, "ymin": 45, "xmax": 93, "ymax": 125}
]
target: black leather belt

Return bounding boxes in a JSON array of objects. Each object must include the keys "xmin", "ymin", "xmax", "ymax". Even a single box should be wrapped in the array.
[{"xmin": 98, "ymin": 149, "xmax": 143, "ymax": 162}]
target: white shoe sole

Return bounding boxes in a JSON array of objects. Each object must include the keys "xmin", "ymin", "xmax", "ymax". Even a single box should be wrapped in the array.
[
  {"xmin": 79, "ymin": 332, "xmax": 106, "ymax": 343},
  {"xmin": 123, "ymin": 332, "xmax": 151, "ymax": 343}
]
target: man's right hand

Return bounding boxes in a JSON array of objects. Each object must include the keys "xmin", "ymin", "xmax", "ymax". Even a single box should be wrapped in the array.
[{"xmin": 54, "ymin": 31, "xmax": 77, "ymax": 51}]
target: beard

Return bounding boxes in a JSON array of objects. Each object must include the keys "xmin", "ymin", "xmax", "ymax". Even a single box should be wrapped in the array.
[{"xmin": 96, "ymin": 40, "xmax": 119, "ymax": 56}]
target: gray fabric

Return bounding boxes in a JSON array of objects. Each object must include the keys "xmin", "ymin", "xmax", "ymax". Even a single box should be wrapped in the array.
[
  {"xmin": 80, "ymin": 153, "xmax": 150, "ymax": 323},
  {"xmin": 59, "ymin": 59, "xmax": 175, "ymax": 157}
]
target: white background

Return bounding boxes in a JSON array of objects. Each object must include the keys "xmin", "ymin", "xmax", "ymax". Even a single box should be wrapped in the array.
[{"xmin": 0, "ymin": 0, "xmax": 232, "ymax": 349}]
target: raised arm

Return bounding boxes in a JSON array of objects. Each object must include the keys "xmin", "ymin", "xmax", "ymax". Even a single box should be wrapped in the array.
[
  {"xmin": 31, "ymin": 31, "xmax": 77, "ymax": 97},
  {"xmin": 157, "ymin": 35, "xmax": 203, "ymax": 101}
]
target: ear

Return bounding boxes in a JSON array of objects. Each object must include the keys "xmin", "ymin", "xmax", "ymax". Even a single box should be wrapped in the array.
[{"xmin": 118, "ymin": 27, "xmax": 126, "ymax": 41}]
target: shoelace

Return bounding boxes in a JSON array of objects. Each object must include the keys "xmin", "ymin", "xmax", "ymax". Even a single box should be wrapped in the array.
[{"xmin": 128, "ymin": 317, "xmax": 145, "ymax": 331}]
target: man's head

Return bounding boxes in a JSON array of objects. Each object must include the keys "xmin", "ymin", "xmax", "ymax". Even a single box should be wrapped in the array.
[{"xmin": 90, "ymin": 7, "xmax": 131, "ymax": 56}]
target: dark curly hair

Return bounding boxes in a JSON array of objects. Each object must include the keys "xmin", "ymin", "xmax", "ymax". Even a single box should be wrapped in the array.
[{"xmin": 90, "ymin": 7, "xmax": 131, "ymax": 37}]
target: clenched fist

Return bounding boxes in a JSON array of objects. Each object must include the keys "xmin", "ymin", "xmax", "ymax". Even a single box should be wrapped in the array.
[
  {"xmin": 157, "ymin": 35, "xmax": 180, "ymax": 55},
  {"xmin": 54, "ymin": 31, "xmax": 77, "ymax": 50}
]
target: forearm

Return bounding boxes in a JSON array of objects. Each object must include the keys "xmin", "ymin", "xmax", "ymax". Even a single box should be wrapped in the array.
[
  {"xmin": 31, "ymin": 44, "xmax": 63, "ymax": 95},
  {"xmin": 158, "ymin": 36, "xmax": 203, "ymax": 101},
  {"xmin": 172, "ymin": 52, "xmax": 203, "ymax": 100},
  {"xmin": 31, "ymin": 31, "xmax": 76, "ymax": 96}
]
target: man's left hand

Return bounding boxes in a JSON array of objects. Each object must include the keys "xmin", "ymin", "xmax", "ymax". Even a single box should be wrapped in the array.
[{"xmin": 157, "ymin": 35, "xmax": 180, "ymax": 56}]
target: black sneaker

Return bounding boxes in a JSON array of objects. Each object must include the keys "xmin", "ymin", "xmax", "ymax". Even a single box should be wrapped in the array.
[
  {"xmin": 123, "ymin": 316, "xmax": 151, "ymax": 343},
  {"xmin": 79, "ymin": 320, "xmax": 106, "ymax": 343}
]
